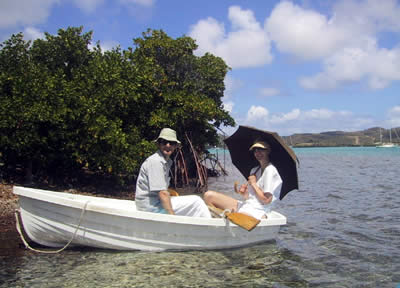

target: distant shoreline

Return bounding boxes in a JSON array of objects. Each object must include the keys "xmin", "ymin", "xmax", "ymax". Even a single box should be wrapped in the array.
[
  {"xmin": 291, "ymin": 144, "xmax": 381, "ymax": 148},
  {"xmin": 291, "ymin": 144, "xmax": 399, "ymax": 148},
  {"xmin": 282, "ymin": 126, "xmax": 400, "ymax": 147},
  {"xmin": 212, "ymin": 144, "xmax": 398, "ymax": 149}
]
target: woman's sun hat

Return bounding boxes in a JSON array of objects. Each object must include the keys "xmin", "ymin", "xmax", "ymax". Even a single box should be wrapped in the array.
[
  {"xmin": 249, "ymin": 140, "xmax": 270, "ymax": 151},
  {"xmin": 155, "ymin": 128, "xmax": 181, "ymax": 144}
]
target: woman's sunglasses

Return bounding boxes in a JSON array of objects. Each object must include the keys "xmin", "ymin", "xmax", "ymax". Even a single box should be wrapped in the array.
[
  {"xmin": 252, "ymin": 147, "xmax": 269, "ymax": 152},
  {"xmin": 158, "ymin": 139, "xmax": 177, "ymax": 146}
]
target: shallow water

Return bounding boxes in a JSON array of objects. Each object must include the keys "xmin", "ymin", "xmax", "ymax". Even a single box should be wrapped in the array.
[{"xmin": 1, "ymin": 147, "xmax": 400, "ymax": 287}]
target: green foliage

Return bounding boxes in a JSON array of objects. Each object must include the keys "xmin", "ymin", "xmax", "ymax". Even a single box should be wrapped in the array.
[
  {"xmin": 132, "ymin": 29, "xmax": 235, "ymax": 149},
  {"xmin": 0, "ymin": 27, "xmax": 234, "ymax": 185}
]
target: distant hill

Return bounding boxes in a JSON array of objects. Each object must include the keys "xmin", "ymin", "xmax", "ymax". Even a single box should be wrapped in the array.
[{"xmin": 282, "ymin": 127, "xmax": 400, "ymax": 147}]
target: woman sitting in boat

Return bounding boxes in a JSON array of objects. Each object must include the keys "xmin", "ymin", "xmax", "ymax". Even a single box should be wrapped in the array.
[
  {"xmin": 135, "ymin": 128, "xmax": 211, "ymax": 218},
  {"xmin": 204, "ymin": 140, "xmax": 282, "ymax": 220}
]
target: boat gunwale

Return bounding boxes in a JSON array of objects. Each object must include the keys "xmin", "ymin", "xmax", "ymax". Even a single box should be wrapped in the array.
[{"xmin": 13, "ymin": 186, "xmax": 287, "ymax": 227}]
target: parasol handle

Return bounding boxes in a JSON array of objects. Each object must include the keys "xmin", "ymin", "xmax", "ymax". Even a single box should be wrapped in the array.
[{"xmin": 252, "ymin": 165, "xmax": 261, "ymax": 176}]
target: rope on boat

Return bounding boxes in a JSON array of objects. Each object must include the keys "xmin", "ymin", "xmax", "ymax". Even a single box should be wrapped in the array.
[
  {"xmin": 14, "ymin": 201, "xmax": 90, "ymax": 254},
  {"xmin": 221, "ymin": 209, "xmax": 232, "ymax": 218}
]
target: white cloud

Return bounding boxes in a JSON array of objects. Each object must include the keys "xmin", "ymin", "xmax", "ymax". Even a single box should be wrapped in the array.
[
  {"xmin": 88, "ymin": 40, "xmax": 119, "ymax": 52},
  {"xmin": 270, "ymin": 109, "xmax": 301, "ymax": 124},
  {"xmin": 187, "ymin": 0, "xmax": 400, "ymax": 91},
  {"xmin": 119, "ymin": 0, "xmax": 155, "ymax": 7},
  {"xmin": 100, "ymin": 40, "xmax": 119, "ymax": 51},
  {"xmin": 73, "ymin": 0, "xmax": 104, "ymax": 13},
  {"xmin": 265, "ymin": 1, "xmax": 350, "ymax": 60},
  {"xmin": 387, "ymin": 106, "xmax": 400, "ymax": 127},
  {"xmin": 260, "ymin": 87, "xmax": 280, "ymax": 97},
  {"xmin": 388, "ymin": 106, "xmax": 400, "ymax": 115},
  {"xmin": 23, "ymin": 27, "xmax": 45, "ymax": 41},
  {"xmin": 74, "ymin": 0, "xmax": 154, "ymax": 14},
  {"xmin": 304, "ymin": 108, "xmax": 339, "ymax": 119},
  {"xmin": 332, "ymin": 0, "xmax": 400, "ymax": 34},
  {"xmin": 224, "ymin": 75, "xmax": 242, "ymax": 99},
  {"xmin": 223, "ymin": 101, "xmax": 234, "ymax": 113},
  {"xmin": 300, "ymin": 40, "xmax": 400, "ymax": 90},
  {"xmin": 222, "ymin": 74, "xmax": 243, "ymax": 114},
  {"xmin": 265, "ymin": 0, "xmax": 400, "ymax": 91},
  {"xmin": 246, "ymin": 105, "xmax": 269, "ymax": 122},
  {"xmin": 299, "ymin": 73, "xmax": 336, "ymax": 91},
  {"xmin": 189, "ymin": 6, "xmax": 273, "ymax": 69},
  {"xmin": 243, "ymin": 106, "xmax": 372, "ymax": 135},
  {"xmin": 0, "ymin": 0, "xmax": 59, "ymax": 29},
  {"xmin": 189, "ymin": 17, "xmax": 224, "ymax": 53},
  {"xmin": 266, "ymin": 0, "xmax": 400, "ymax": 61},
  {"xmin": 0, "ymin": 0, "xmax": 154, "ymax": 29}
]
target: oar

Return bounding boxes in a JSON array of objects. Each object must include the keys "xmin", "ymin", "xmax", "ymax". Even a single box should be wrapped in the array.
[{"xmin": 207, "ymin": 204, "xmax": 260, "ymax": 231}]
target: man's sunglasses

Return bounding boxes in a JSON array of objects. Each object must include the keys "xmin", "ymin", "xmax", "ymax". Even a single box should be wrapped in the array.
[{"xmin": 158, "ymin": 139, "xmax": 177, "ymax": 146}]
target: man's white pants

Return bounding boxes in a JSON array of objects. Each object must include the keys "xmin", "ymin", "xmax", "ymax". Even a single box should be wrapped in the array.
[{"xmin": 171, "ymin": 195, "xmax": 211, "ymax": 218}]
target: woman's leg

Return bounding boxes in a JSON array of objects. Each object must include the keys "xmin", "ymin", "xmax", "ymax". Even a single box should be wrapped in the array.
[{"xmin": 203, "ymin": 190, "xmax": 238, "ymax": 212}]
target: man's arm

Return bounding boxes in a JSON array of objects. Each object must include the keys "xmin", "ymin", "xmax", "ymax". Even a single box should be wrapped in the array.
[{"xmin": 159, "ymin": 190, "xmax": 175, "ymax": 215}]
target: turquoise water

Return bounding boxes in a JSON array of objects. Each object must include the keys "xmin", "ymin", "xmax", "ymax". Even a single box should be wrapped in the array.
[
  {"xmin": 1, "ymin": 147, "xmax": 400, "ymax": 287},
  {"xmin": 210, "ymin": 145, "xmax": 400, "ymax": 157},
  {"xmin": 294, "ymin": 146, "xmax": 400, "ymax": 156}
]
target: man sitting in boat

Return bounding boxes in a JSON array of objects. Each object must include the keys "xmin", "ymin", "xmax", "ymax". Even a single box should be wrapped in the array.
[{"xmin": 135, "ymin": 128, "xmax": 212, "ymax": 218}]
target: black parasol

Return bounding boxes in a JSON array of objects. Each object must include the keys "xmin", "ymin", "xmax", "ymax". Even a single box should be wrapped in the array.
[{"xmin": 224, "ymin": 125, "xmax": 299, "ymax": 200}]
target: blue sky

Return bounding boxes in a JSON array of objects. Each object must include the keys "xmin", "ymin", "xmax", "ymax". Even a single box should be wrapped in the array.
[{"xmin": 1, "ymin": 0, "xmax": 400, "ymax": 136}]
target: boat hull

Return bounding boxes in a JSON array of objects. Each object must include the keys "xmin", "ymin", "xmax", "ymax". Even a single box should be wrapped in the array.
[
  {"xmin": 14, "ymin": 186, "xmax": 286, "ymax": 251},
  {"xmin": 376, "ymin": 144, "xmax": 397, "ymax": 148}
]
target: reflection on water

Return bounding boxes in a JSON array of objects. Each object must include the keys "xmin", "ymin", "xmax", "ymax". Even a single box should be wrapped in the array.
[{"xmin": 1, "ymin": 147, "xmax": 400, "ymax": 288}]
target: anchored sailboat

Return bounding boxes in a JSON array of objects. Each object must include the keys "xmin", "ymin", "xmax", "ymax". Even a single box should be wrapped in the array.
[{"xmin": 376, "ymin": 128, "xmax": 398, "ymax": 148}]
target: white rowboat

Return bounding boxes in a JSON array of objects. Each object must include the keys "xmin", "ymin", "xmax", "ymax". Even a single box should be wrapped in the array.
[{"xmin": 13, "ymin": 186, "xmax": 287, "ymax": 251}]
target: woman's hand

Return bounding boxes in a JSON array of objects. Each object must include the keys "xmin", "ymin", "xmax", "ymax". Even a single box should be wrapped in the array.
[
  {"xmin": 248, "ymin": 174, "xmax": 273, "ymax": 204},
  {"xmin": 234, "ymin": 181, "xmax": 249, "ymax": 199},
  {"xmin": 234, "ymin": 181, "xmax": 240, "ymax": 193},
  {"xmin": 248, "ymin": 175, "xmax": 257, "ymax": 185},
  {"xmin": 238, "ymin": 184, "xmax": 249, "ymax": 199}
]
